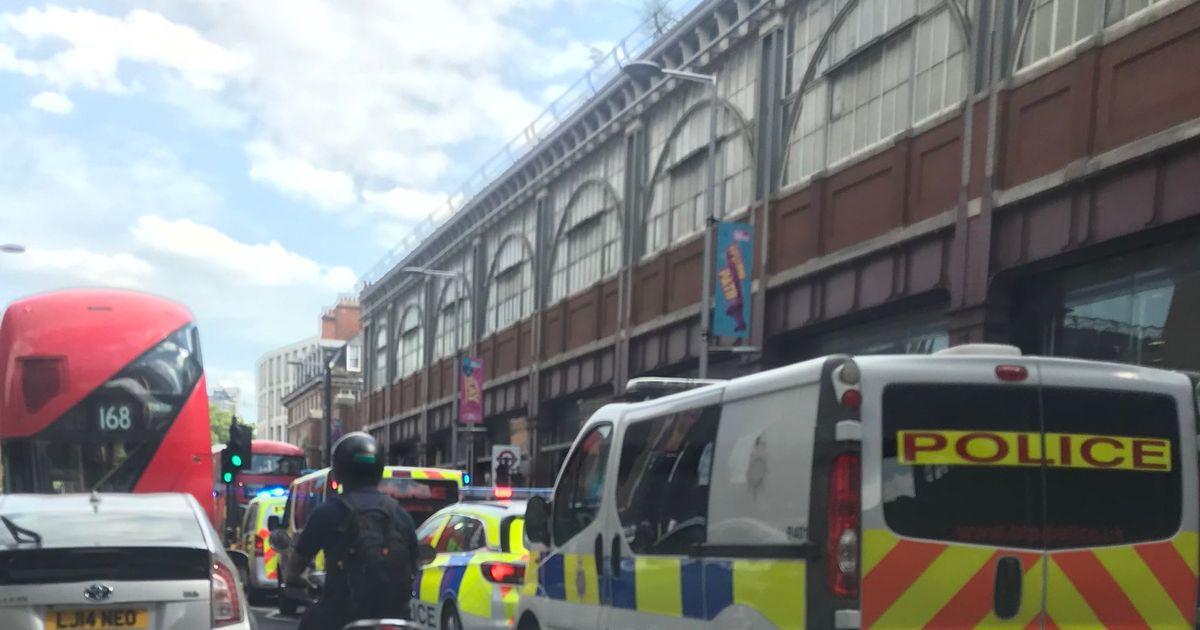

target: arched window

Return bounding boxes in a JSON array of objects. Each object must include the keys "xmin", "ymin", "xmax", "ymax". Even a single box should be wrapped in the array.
[
  {"xmin": 434, "ymin": 277, "xmax": 471, "ymax": 360},
  {"xmin": 644, "ymin": 94, "xmax": 754, "ymax": 256},
  {"xmin": 1016, "ymin": 0, "xmax": 1165, "ymax": 69},
  {"xmin": 783, "ymin": 0, "xmax": 967, "ymax": 184},
  {"xmin": 487, "ymin": 236, "xmax": 533, "ymax": 333},
  {"xmin": 549, "ymin": 182, "xmax": 622, "ymax": 304},
  {"xmin": 394, "ymin": 306, "xmax": 423, "ymax": 380},
  {"xmin": 373, "ymin": 320, "xmax": 387, "ymax": 389}
]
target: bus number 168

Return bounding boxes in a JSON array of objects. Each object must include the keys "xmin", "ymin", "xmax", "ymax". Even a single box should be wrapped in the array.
[{"xmin": 98, "ymin": 405, "xmax": 133, "ymax": 431}]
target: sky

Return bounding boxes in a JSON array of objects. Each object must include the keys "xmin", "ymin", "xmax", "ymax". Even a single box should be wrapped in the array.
[{"xmin": 0, "ymin": 0, "xmax": 666, "ymax": 423}]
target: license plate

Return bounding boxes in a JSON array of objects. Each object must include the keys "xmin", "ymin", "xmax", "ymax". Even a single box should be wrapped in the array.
[{"xmin": 44, "ymin": 608, "xmax": 148, "ymax": 629}]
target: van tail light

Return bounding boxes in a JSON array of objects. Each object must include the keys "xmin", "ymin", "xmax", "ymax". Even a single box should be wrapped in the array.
[
  {"xmin": 995, "ymin": 365, "xmax": 1028, "ymax": 381},
  {"xmin": 827, "ymin": 452, "xmax": 861, "ymax": 598},
  {"xmin": 481, "ymin": 561, "xmax": 525, "ymax": 584},
  {"xmin": 20, "ymin": 356, "xmax": 66, "ymax": 413},
  {"xmin": 211, "ymin": 560, "xmax": 243, "ymax": 627}
]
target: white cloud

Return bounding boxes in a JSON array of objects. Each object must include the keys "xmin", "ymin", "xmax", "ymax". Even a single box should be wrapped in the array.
[
  {"xmin": 7, "ymin": 247, "xmax": 153, "ymax": 287},
  {"xmin": 131, "ymin": 215, "xmax": 356, "ymax": 291},
  {"xmin": 362, "ymin": 186, "xmax": 454, "ymax": 222},
  {"xmin": 0, "ymin": 7, "xmax": 248, "ymax": 92},
  {"xmin": 28, "ymin": 90, "xmax": 73, "ymax": 114},
  {"xmin": 246, "ymin": 141, "xmax": 356, "ymax": 209}
]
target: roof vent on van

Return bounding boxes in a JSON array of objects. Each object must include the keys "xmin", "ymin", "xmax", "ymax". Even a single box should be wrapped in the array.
[
  {"xmin": 934, "ymin": 343, "xmax": 1022, "ymax": 357},
  {"xmin": 621, "ymin": 377, "xmax": 726, "ymax": 402}
]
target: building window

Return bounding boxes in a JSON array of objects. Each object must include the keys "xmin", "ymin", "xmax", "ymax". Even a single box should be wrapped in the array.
[
  {"xmin": 373, "ymin": 322, "xmax": 387, "ymax": 390},
  {"xmin": 395, "ymin": 307, "xmax": 423, "ymax": 380},
  {"xmin": 346, "ymin": 342, "xmax": 361, "ymax": 373},
  {"xmin": 434, "ymin": 275, "xmax": 471, "ymax": 359},
  {"xmin": 1017, "ymin": 0, "xmax": 1164, "ymax": 69},
  {"xmin": 1015, "ymin": 238, "xmax": 1200, "ymax": 371},
  {"xmin": 783, "ymin": 1, "xmax": 966, "ymax": 184},
  {"xmin": 549, "ymin": 184, "xmax": 621, "ymax": 303},
  {"xmin": 645, "ymin": 94, "xmax": 754, "ymax": 255},
  {"xmin": 487, "ymin": 237, "xmax": 533, "ymax": 333}
]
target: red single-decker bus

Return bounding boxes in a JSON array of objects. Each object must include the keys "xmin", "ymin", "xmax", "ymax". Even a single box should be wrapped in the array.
[{"xmin": 0, "ymin": 289, "xmax": 215, "ymax": 523}]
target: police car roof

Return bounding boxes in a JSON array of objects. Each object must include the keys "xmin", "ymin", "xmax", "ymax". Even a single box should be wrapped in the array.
[{"xmin": 446, "ymin": 500, "xmax": 529, "ymax": 519}]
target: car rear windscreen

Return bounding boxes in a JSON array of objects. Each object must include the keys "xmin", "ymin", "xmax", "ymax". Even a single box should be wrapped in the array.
[
  {"xmin": 881, "ymin": 384, "xmax": 1181, "ymax": 549},
  {"xmin": 0, "ymin": 510, "xmax": 206, "ymax": 549}
]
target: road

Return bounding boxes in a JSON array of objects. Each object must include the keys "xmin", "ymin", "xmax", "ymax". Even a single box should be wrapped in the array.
[{"xmin": 251, "ymin": 605, "xmax": 299, "ymax": 629}]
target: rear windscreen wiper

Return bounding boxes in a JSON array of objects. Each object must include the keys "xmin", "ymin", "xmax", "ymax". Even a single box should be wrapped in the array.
[{"xmin": 1, "ymin": 515, "xmax": 43, "ymax": 546}]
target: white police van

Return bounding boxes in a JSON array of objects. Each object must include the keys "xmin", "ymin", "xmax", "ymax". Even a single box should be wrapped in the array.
[{"xmin": 517, "ymin": 345, "xmax": 1200, "ymax": 629}]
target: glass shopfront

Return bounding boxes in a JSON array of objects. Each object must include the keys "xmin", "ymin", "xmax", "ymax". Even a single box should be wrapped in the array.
[{"xmin": 1014, "ymin": 237, "xmax": 1200, "ymax": 372}]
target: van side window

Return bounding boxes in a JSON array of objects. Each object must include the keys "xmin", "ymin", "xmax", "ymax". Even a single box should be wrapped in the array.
[
  {"xmin": 615, "ymin": 406, "xmax": 720, "ymax": 555},
  {"xmin": 552, "ymin": 424, "xmax": 612, "ymax": 545}
]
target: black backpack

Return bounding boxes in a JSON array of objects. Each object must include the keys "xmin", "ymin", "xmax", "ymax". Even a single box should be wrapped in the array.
[{"xmin": 331, "ymin": 494, "xmax": 414, "ymax": 618}]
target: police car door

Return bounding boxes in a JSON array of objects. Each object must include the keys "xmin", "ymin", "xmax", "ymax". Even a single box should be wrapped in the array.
[
  {"xmin": 860, "ymin": 354, "xmax": 1047, "ymax": 628},
  {"xmin": 602, "ymin": 386, "xmax": 721, "ymax": 630},
  {"xmin": 1037, "ymin": 359, "xmax": 1197, "ymax": 628},
  {"xmin": 536, "ymin": 421, "xmax": 613, "ymax": 630}
]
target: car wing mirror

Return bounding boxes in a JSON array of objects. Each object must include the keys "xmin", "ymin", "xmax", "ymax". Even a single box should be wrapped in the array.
[{"xmin": 525, "ymin": 496, "xmax": 551, "ymax": 548}]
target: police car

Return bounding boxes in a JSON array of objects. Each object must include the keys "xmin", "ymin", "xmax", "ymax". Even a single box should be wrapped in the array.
[
  {"xmin": 411, "ymin": 488, "xmax": 550, "ymax": 630},
  {"xmin": 518, "ymin": 345, "xmax": 1200, "ymax": 629},
  {"xmin": 234, "ymin": 490, "xmax": 287, "ymax": 598}
]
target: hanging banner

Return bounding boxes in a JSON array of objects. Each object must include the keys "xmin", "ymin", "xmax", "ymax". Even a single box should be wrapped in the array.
[
  {"xmin": 713, "ymin": 221, "xmax": 753, "ymax": 338},
  {"xmin": 459, "ymin": 356, "xmax": 484, "ymax": 425}
]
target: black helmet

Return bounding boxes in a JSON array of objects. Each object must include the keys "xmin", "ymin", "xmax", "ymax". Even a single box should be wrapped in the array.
[{"xmin": 331, "ymin": 432, "xmax": 384, "ymax": 489}]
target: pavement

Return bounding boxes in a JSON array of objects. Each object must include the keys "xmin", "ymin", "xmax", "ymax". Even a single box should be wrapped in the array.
[{"xmin": 251, "ymin": 605, "xmax": 300, "ymax": 629}]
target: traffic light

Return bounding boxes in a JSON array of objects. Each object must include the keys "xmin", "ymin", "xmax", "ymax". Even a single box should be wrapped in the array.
[{"xmin": 220, "ymin": 419, "xmax": 253, "ymax": 484}]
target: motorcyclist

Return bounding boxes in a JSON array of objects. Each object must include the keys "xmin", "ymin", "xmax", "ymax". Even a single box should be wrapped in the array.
[{"xmin": 284, "ymin": 432, "xmax": 418, "ymax": 629}]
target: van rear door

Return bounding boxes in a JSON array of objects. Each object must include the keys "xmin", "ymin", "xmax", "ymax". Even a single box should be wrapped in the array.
[
  {"xmin": 860, "ymin": 356, "xmax": 1047, "ymax": 629},
  {"xmin": 1038, "ymin": 360, "xmax": 1197, "ymax": 628}
]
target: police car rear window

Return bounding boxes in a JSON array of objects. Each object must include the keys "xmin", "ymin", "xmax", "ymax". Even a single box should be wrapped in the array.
[{"xmin": 881, "ymin": 384, "xmax": 1181, "ymax": 549}]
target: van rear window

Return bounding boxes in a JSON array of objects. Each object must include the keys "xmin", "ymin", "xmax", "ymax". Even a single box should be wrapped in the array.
[
  {"xmin": 882, "ymin": 384, "xmax": 1182, "ymax": 549},
  {"xmin": 882, "ymin": 384, "xmax": 1043, "ymax": 548}
]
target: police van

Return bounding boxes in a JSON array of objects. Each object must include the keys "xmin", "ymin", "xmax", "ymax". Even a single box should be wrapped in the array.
[{"xmin": 517, "ymin": 345, "xmax": 1200, "ymax": 629}]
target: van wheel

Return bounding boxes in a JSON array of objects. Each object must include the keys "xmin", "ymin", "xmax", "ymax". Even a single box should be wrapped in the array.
[
  {"xmin": 517, "ymin": 613, "xmax": 541, "ymax": 630},
  {"xmin": 441, "ymin": 602, "xmax": 463, "ymax": 630}
]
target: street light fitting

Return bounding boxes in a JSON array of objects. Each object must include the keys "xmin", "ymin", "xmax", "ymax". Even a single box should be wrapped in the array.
[
  {"xmin": 620, "ymin": 60, "xmax": 716, "ymax": 85},
  {"xmin": 399, "ymin": 266, "xmax": 461, "ymax": 280},
  {"xmin": 1, "ymin": 244, "xmax": 26, "ymax": 254}
]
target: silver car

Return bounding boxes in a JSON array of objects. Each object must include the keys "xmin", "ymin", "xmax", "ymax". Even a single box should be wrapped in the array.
[{"xmin": 0, "ymin": 492, "xmax": 252, "ymax": 630}]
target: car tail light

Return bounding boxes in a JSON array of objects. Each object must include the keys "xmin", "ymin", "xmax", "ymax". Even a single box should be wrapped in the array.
[
  {"xmin": 20, "ymin": 356, "xmax": 66, "ymax": 413},
  {"xmin": 827, "ymin": 452, "xmax": 860, "ymax": 598},
  {"xmin": 840, "ymin": 389, "xmax": 862, "ymax": 410},
  {"xmin": 481, "ymin": 561, "xmax": 525, "ymax": 584},
  {"xmin": 211, "ymin": 560, "xmax": 242, "ymax": 627},
  {"xmin": 254, "ymin": 534, "xmax": 265, "ymax": 557}
]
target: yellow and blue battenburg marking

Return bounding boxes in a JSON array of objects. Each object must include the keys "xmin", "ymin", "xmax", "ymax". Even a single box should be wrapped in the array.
[{"xmin": 536, "ymin": 552, "xmax": 806, "ymax": 627}]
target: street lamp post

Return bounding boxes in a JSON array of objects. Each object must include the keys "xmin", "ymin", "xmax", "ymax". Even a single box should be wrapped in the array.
[
  {"xmin": 399, "ymin": 267, "xmax": 471, "ymax": 472},
  {"xmin": 621, "ymin": 61, "xmax": 718, "ymax": 379}
]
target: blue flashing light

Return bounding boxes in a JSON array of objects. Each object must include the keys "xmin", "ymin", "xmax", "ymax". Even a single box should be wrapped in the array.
[
  {"xmin": 255, "ymin": 486, "xmax": 287, "ymax": 499},
  {"xmin": 462, "ymin": 472, "xmax": 472, "ymax": 486}
]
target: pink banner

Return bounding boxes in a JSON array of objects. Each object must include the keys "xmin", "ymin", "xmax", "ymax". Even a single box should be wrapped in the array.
[{"xmin": 459, "ymin": 356, "xmax": 484, "ymax": 424}]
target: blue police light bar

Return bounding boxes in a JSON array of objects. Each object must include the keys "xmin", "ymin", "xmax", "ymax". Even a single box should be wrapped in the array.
[
  {"xmin": 462, "ymin": 472, "xmax": 472, "ymax": 486},
  {"xmin": 255, "ymin": 486, "xmax": 287, "ymax": 499},
  {"xmin": 461, "ymin": 487, "xmax": 553, "ymax": 502}
]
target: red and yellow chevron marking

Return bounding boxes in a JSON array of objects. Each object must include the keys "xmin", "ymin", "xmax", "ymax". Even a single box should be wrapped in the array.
[
  {"xmin": 259, "ymin": 527, "xmax": 280, "ymax": 580},
  {"xmin": 384, "ymin": 467, "xmax": 463, "ymax": 485},
  {"xmin": 862, "ymin": 530, "xmax": 1197, "ymax": 629}
]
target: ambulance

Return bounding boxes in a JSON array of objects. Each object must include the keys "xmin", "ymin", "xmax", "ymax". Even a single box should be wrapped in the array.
[
  {"xmin": 517, "ymin": 344, "xmax": 1200, "ymax": 629},
  {"xmin": 236, "ymin": 492, "xmax": 287, "ymax": 598}
]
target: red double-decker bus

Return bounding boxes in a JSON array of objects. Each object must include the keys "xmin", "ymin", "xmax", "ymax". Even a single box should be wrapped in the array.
[
  {"xmin": 0, "ymin": 289, "xmax": 215, "ymax": 523},
  {"xmin": 213, "ymin": 439, "xmax": 305, "ymax": 527}
]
